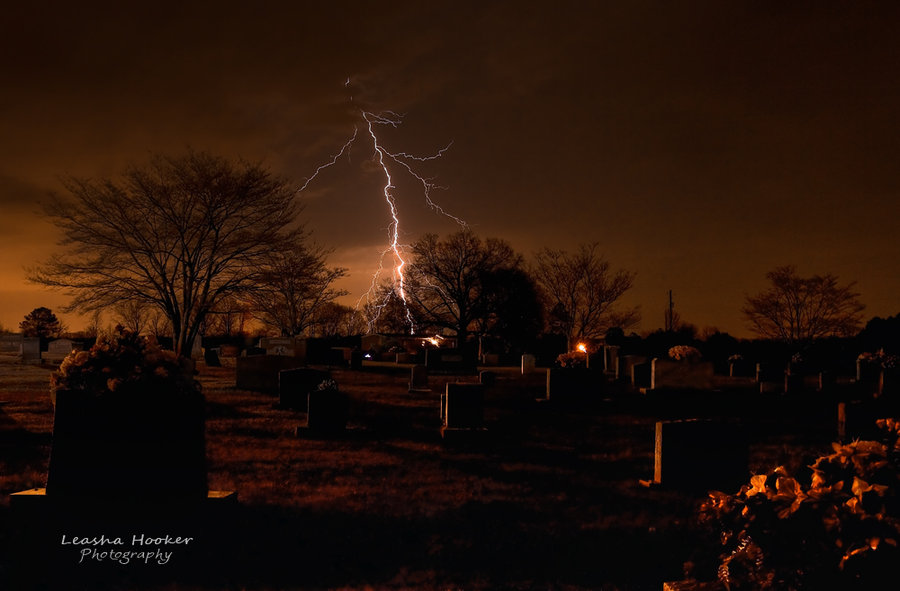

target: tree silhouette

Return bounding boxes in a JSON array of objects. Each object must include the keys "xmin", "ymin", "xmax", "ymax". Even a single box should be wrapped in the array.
[
  {"xmin": 742, "ymin": 265, "xmax": 865, "ymax": 344},
  {"xmin": 405, "ymin": 231, "xmax": 523, "ymax": 345},
  {"xmin": 20, "ymin": 307, "xmax": 63, "ymax": 339},
  {"xmin": 533, "ymin": 243, "xmax": 639, "ymax": 348},
  {"xmin": 246, "ymin": 244, "xmax": 347, "ymax": 337},
  {"xmin": 29, "ymin": 151, "xmax": 305, "ymax": 356}
]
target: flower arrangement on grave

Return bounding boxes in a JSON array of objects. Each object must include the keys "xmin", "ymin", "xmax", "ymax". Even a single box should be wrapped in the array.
[
  {"xmin": 50, "ymin": 326, "xmax": 198, "ymax": 399},
  {"xmin": 668, "ymin": 345, "xmax": 702, "ymax": 363},
  {"xmin": 556, "ymin": 351, "xmax": 587, "ymax": 369},
  {"xmin": 316, "ymin": 378, "xmax": 340, "ymax": 393},
  {"xmin": 697, "ymin": 419, "xmax": 900, "ymax": 590},
  {"xmin": 858, "ymin": 350, "xmax": 900, "ymax": 369}
]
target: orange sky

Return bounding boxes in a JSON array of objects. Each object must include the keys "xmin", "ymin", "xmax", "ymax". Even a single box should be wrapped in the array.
[{"xmin": 2, "ymin": 1, "xmax": 899, "ymax": 337}]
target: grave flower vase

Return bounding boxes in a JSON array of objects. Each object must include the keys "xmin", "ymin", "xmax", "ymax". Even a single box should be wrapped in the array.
[{"xmin": 46, "ymin": 388, "xmax": 207, "ymax": 503}]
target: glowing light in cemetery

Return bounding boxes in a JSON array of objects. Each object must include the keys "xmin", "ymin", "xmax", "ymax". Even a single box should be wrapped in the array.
[
  {"xmin": 425, "ymin": 335, "xmax": 444, "ymax": 347},
  {"xmin": 576, "ymin": 343, "xmax": 587, "ymax": 353}
]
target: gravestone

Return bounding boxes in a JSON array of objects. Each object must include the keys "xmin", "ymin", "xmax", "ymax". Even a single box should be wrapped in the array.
[
  {"xmin": 619, "ymin": 355, "xmax": 648, "ymax": 387},
  {"xmin": 729, "ymin": 359, "xmax": 753, "ymax": 377},
  {"xmin": 42, "ymin": 339, "xmax": 76, "ymax": 364},
  {"xmin": 45, "ymin": 388, "xmax": 208, "ymax": 502},
  {"xmin": 219, "ymin": 344, "xmax": 240, "ymax": 358},
  {"xmin": 279, "ymin": 368, "xmax": 331, "ymax": 410},
  {"xmin": 21, "ymin": 337, "xmax": 41, "ymax": 365},
  {"xmin": 756, "ymin": 362, "xmax": 784, "ymax": 394},
  {"xmin": 481, "ymin": 353, "xmax": 500, "ymax": 365},
  {"xmin": 653, "ymin": 419, "xmax": 748, "ymax": 492},
  {"xmin": 440, "ymin": 383, "xmax": 484, "ymax": 431},
  {"xmin": 263, "ymin": 337, "xmax": 307, "ymax": 359},
  {"xmin": 835, "ymin": 400, "xmax": 900, "ymax": 442},
  {"xmin": 521, "ymin": 354, "xmax": 536, "ymax": 374},
  {"xmin": 396, "ymin": 352, "xmax": 415, "ymax": 364},
  {"xmin": 546, "ymin": 368, "xmax": 603, "ymax": 402},
  {"xmin": 784, "ymin": 362, "xmax": 805, "ymax": 395},
  {"xmin": 0, "ymin": 333, "xmax": 23, "ymax": 354},
  {"xmin": 191, "ymin": 335, "xmax": 203, "ymax": 360},
  {"xmin": 204, "ymin": 347, "xmax": 221, "ymax": 367},
  {"xmin": 236, "ymin": 355, "xmax": 308, "ymax": 393},
  {"xmin": 819, "ymin": 370, "xmax": 837, "ymax": 393},
  {"xmin": 306, "ymin": 387, "xmax": 349, "ymax": 433},
  {"xmin": 633, "ymin": 362, "xmax": 652, "ymax": 390},
  {"xmin": 426, "ymin": 348, "xmax": 477, "ymax": 374},
  {"xmin": 409, "ymin": 365, "xmax": 430, "ymax": 393},
  {"xmin": 651, "ymin": 359, "xmax": 714, "ymax": 391},
  {"xmin": 603, "ymin": 345, "xmax": 620, "ymax": 377}
]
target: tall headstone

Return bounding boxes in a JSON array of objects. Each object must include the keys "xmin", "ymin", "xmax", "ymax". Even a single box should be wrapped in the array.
[
  {"xmin": 21, "ymin": 337, "xmax": 40, "ymax": 365},
  {"xmin": 604, "ymin": 345, "xmax": 620, "ymax": 378},
  {"xmin": 409, "ymin": 365, "xmax": 430, "ymax": 393},
  {"xmin": 521, "ymin": 354, "xmax": 536, "ymax": 374}
]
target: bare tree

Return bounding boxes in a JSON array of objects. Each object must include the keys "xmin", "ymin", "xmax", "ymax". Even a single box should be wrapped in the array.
[
  {"xmin": 113, "ymin": 300, "xmax": 152, "ymax": 335},
  {"xmin": 247, "ymin": 244, "xmax": 347, "ymax": 337},
  {"xmin": 742, "ymin": 265, "xmax": 865, "ymax": 344},
  {"xmin": 29, "ymin": 151, "xmax": 304, "ymax": 356},
  {"xmin": 405, "ymin": 231, "xmax": 524, "ymax": 344},
  {"xmin": 533, "ymin": 243, "xmax": 639, "ymax": 348},
  {"xmin": 204, "ymin": 295, "xmax": 252, "ymax": 337}
]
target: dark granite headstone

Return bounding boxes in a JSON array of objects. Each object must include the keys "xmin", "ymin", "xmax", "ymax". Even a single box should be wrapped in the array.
[
  {"xmin": 653, "ymin": 419, "xmax": 748, "ymax": 492},
  {"xmin": 441, "ymin": 383, "xmax": 484, "ymax": 428},
  {"xmin": 307, "ymin": 388, "xmax": 349, "ymax": 433},
  {"xmin": 279, "ymin": 368, "xmax": 331, "ymax": 410}
]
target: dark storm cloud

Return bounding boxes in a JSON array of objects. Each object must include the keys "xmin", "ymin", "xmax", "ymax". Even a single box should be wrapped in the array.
[{"xmin": 1, "ymin": 1, "xmax": 899, "ymax": 333}]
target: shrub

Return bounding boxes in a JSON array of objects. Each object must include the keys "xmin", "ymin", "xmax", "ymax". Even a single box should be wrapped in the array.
[{"xmin": 698, "ymin": 420, "xmax": 900, "ymax": 589}]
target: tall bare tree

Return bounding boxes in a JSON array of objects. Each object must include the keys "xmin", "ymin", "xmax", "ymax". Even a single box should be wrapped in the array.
[
  {"xmin": 246, "ymin": 244, "xmax": 347, "ymax": 337},
  {"xmin": 405, "ymin": 231, "xmax": 523, "ymax": 344},
  {"xmin": 533, "ymin": 243, "xmax": 639, "ymax": 348},
  {"xmin": 743, "ymin": 265, "xmax": 865, "ymax": 344},
  {"xmin": 29, "ymin": 151, "xmax": 304, "ymax": 356}
]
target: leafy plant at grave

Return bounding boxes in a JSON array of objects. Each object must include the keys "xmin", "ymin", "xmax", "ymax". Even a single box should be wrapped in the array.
[
  {"xmin": 50, "ymin": 326, "xmax": 198, "ymax": 397},
  {"xmin": 698, "ymin": 421, "xmax": 900, "ymax": 590},
  {"xmin": 858, "ymin": 349, "xmax": 900, "ymax": 369},
  {"xmin": 668, "ymin": 345, "xmax": 702, "ymax": 362},
  {"xmin": 555, "ymin": 351, "xmax": 587, "ymax": 369}
]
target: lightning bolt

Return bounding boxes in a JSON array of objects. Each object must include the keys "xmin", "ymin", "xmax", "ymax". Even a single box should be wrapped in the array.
[{"xmin": 298, "ymin": 82, "xmax": 466, "ymax": 334}]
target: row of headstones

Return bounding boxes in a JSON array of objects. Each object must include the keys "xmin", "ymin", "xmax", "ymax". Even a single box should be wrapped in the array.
[{"xmin": 277, "ymin": 365, "xmax": 490, "ymax": 437}]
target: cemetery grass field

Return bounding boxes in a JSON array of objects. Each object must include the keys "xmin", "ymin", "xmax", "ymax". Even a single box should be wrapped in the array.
[{"xmin": 0, "ymin": 355, "xmax": 838, "ymax": 590}]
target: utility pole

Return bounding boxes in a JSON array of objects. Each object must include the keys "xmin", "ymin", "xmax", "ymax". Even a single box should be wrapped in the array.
[{"xmin": 665, "ymin": 290, "xmax": 675, "ymax": 332}]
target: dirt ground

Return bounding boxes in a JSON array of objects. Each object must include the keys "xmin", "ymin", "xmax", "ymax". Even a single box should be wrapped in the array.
[{"xmin": 0, "ymin": 355, "xmax": 838, "ymax": 590}]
